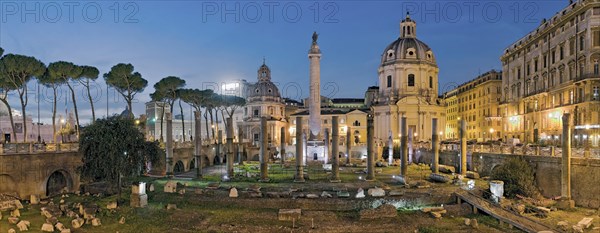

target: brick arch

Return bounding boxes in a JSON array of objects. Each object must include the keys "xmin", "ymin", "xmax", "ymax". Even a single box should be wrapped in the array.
[{"xmin": 44, "ymin": 169, "xmax": 73, "ymax": 197}]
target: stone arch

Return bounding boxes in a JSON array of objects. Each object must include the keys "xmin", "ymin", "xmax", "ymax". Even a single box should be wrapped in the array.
[
  {"xmin": 45, "ymin": 170, "xmax": 73, "ymax": 197},
  {"xmin": 173, "ymin": 160, "xmax": 185, "ymax": 174},
  {"xmin": 0, "ymin": 174, "xmax": 17, "ymax": 194}
]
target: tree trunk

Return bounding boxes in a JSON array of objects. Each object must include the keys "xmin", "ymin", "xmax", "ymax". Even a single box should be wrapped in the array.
[
  {"xmin": 159, "ymin": 103, "xmax": 165, "ymax": 142},
  {"xmin": 203, "ymin": 111, "xmax": 209, "ymax": 139},
  {"xmin": 19, "ymin": 90, "xmax": 27, "ymax": 143},
  {"xmin": 85, "ymin": 81, "xmax": 96, "ymax": 123},
  {"xmin": 179, "ymin": 99, "xmax": 185, "ymax": 142},
  {"xmin": 127, "ymin": 100, "xmax": 133, "ymax": 119},
  {"xmin": 0, "ymin": 98, "xmax": 16, "ymax": 142},
  {"xmin": 209, "ymin": 109, "xmax": 215, "ymax": 141},
  {"xmin": 52, "ymin": 86, "xmax": 57, "ymax": 143},
  {"xmin": 67, "ymin": 83, "xmax": 80, "ymax": 138}
]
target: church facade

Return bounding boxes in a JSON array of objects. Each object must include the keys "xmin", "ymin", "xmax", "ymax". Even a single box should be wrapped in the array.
[{"xmin": 371, "ymin": 14, "xmax": 446, "ymax": 145}]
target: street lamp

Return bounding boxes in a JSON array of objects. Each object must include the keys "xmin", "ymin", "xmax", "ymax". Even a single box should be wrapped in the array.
[{"xmin": 489, "ymin": 128, "xmax": 495, "ymax": 141}]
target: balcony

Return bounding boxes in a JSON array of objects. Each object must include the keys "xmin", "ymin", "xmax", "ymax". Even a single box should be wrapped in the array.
[{"xmin": 574, "ymin": 73, "xmax": 600, "ymax": 82}]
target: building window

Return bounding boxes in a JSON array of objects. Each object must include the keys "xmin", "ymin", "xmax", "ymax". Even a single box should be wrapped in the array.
[
  {"xmin": 551, "ymin": 50, "xmax": 556, "ymax": 64},
  {"xmin": 253, "ymin": 109, "xmax": 259, "ymax": 116},
  {"xmin": 534, "ymin": 59, "xmax": 538, "ymax": 72},
  {"xmin": 594, "ymin": 60, "xmax": 599, "ymax": 75},
  {"xmin": 387, "ymin": 75, "xmax": 392, "ymax": 88},
  {"xmin": 253, "ymin": 133, "xmax": 259, "ymax": 142},
  {"xmin": 408, "ymin": 74, "xmax": 415, "ymax": 87},
  {"xmin": 594, "ymin": 30, "xmax": 600, "ymax": 47},
  {"xmin": 580, "ymin": 35, "xmax": 585, "ymax": 51},
  {"xmin": 429, "ymin": 76, "xmax": 433, "ymax": 88},
  {"xmin": 593, "ymin": 86, "xmax": 599, "ymax": 100},
  {"xmin": 559, "ymin": 46, "xmax": 564, "ymax": 60}
]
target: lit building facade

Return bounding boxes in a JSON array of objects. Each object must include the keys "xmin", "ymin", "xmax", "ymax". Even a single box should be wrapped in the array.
[
  {"xmin": 443, "ymin": 70, "xmax": 503, "ymax": 141},
  {"xmin": 500, "ymin": 0, "xmax": 600, "ymax": 147}
]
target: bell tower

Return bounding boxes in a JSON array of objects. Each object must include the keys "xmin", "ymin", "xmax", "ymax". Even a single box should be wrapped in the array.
[
  {"xmin": 400, "ymin": 12, "xmax": 416, "ymax": 39},
  {"xmin": 257, "ymin": 58, "xmax": 271, "ymax": 82}
]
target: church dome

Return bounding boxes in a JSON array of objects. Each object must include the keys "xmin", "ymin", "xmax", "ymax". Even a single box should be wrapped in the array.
[
  {"xmin": 247, "ymin": 61, "xmax": 282, "ymax": 101},
  {"xmin": 380, "ymin": 14, "xmax": 436, "ymax": 66}
]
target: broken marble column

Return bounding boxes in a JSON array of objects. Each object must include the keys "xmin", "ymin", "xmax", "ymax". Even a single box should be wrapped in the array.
[
  {"xmin": 295, "ymin": 116, "xmax": 305, "ymax": 183},
  {"xmin": 432, "ymin": 118, "xmax": 439, "ymax": 174},
  {"xmin": 460, "ymin": 119, "xmax": 467, "ymax": 176},
  {"xmin": 260, "ymin": 117, "xmax": 269, "ymax": 181},
  {"xmin": 561, "ymin": 113, "xmax": 573, "ymax": 201},
  {"xmin": 238, "ymin": 126, "xmax": 244, "ymax": 164},
  {"xmin": 194, "ymin": 111, "xmax": 202, "ymax": 178},
  {"xmin": 388, "ymin": 132, "xmax": 393, "ymax": 165},
  {"xmin": 226, "ymin": 117, "xmax": 234, "ymax": 179},
  {"xmin": 408, "ymin": 127, "xmax": 414, "ymax": 164},
  {"xmin": 366, "ymin": 113, "xmax": 375, "ymax": 181},
  {"xmin": 130, "ymin": 182, "xmax": 148, "ymax": 208},
  {"xmin": 166, "ymin": 112, "xmax": 174, "ymax": 176},
  {"xmin": 346, "ymin": 126, "xmax": 352, "ymax": 165},
  {"xmin": 331, "ymin": 116, "xmax": 340, "ymax": 182},
  {"xmin": 401, "ymin": 116, "xmax": 408, "ymax": 177},
  {"xmin": 280, "ymin": 127, "xmax": 286, "ymax": 164},
  {"xmin": 324, "ymin": 128, "xmax": 330, "ymax": 163}
]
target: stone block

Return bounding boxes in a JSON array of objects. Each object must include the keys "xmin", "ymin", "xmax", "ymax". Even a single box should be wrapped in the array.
[
  {"xmin": 166, "ymin": 204, "xmax": 177, "ymax": 210},
  {"xmin": 577, "ymin": 217, "xmax": 593, "ymax": 229},
  {"xmin": 131, "ymin": 182, "xmax": 146, "ymax": 195},
  {"xmin": 336, "ymin": 191, "xmax": 350, "ymax": 198},
  {"xmin": 130, "ymin": 193, "xmax": 148, "ymax": 208},
  {"xmin": 41, "ymin": 223, "xmax": 54, "ymax": 232},
  {"xmin": 71, "ymin": 218, "xmax": 84, "ymax": 229},
  {"xmin": 16, "ymin": 220, "xmax": 30, "ymax": 231},
  {"xmin": 106, "ymin": 201, "xmax": 118, "ymax": 210},
  {"xmin": 278, "ymin": 209, "xmax": 301, "ymax": 221},
  {"xmin": 229, "ymin": 187, "xmax": 238, "ymax": 198},
  {"xmin": 91, "ymin": 218, "xmax": 101, "ymax": 226},
  {"xmin": 355, "ymin": 188, "xmax": 365, "ymax": 198},
  {"xmin": 8, "ymin": 228, "xmax": 15, "ymax": 233},
  {"xmin": 164, "ymin": 181, "xmax": 177, "ymax": 193},
  {"xmin": 367, "ymin": 187, "xmax": 385, "ymax": 197},
  {"xmin": 30, "ymin": 195, "xmax": 40, "ymax": 205},
  {"xmin": 8, "ymin": 217, "xmax": 19, "ymax": 224}
]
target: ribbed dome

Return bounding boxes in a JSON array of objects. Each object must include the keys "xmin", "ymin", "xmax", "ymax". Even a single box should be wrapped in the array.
[
  {"xmin": 381, "ymin": 37, "xmax": 436, "ymax": 65},
  {"xmin": 247, "ymin": 81, "xmax": 281, "ymax": 99}
]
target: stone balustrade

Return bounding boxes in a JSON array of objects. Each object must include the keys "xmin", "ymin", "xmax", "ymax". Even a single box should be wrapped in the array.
[{"xmin": 0, "ymin": 143, "xmax": 79, "ymax": 155}]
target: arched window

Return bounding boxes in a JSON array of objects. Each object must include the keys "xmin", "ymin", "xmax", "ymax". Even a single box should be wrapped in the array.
[
  {"xmin": 408, "ymin": 74, "xmax": 415, "ymax": 87},
  {"xmin": 387, "ymin": 75, "xmax": 392, "ymax": 87}
]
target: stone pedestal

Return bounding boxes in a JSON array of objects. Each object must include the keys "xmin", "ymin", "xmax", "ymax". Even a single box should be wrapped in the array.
[
  {"xmin": 130, "ymin": 183, "xmax": 147, "ymax": 208},
  {"xmin": 130, "ymin": 194, "xmax": 148, "ymax": 208}
]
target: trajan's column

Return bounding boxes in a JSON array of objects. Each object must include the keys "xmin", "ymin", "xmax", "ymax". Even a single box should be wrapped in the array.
[{"xmin": 308, "ymin": 31, "xmax": 321, "ymax": 139}]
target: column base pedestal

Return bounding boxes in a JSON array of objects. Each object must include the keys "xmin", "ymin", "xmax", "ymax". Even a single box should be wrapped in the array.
[{"xmin": 556, "ymin": 198, "xmax": 575, "ymax": 210}]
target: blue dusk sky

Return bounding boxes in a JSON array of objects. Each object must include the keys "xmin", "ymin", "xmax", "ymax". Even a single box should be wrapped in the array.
[{"xmin": 0, "ymin": 1, "xmax": 567, "ymax": 123}]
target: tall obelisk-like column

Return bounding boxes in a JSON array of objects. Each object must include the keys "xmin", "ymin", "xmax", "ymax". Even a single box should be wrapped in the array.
[{"xmin": 308, "ymin": 32, "xmax": 322, "ymax": 141}]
